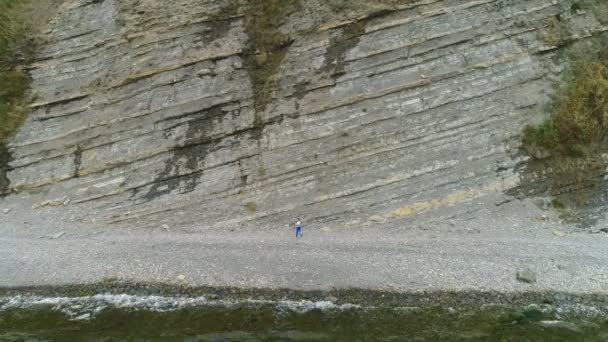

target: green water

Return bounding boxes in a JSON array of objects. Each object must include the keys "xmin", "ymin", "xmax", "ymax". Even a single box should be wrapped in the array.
[{"xmin": 1, "ymin": 295, "xmax": 607, "ymax": 341}]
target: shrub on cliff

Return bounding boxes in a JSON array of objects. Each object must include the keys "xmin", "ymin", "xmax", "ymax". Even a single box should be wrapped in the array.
[
  {"xmin": 521, "ymin": 57, "xmax": 608, "ymax": 211},
  {"xmin": 524, "ymin": 60, "xmax": 608, "ymax": 158},
  {"xmin": 0, "ymin": 69, "xmax": 28, "ymax": 142},
  {"xmin": 0, "ymin": 0, "xmax": 31, "ymax": 143}
]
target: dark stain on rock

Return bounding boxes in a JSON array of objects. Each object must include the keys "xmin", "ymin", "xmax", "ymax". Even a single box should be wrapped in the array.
[
  {"xmin": 197, "ymin": 19, "xmax": 234, "ymax": 46},
  {"xmin": 293, "ymin": 81, "xmax": 310, "ymax": 100},
  {"xmin": 215, "ymin": 0, "xmax": 243, "ymax": 19},
  {"xmin": 323, "ymin": 21, "xmax": 366, "ymax": 80},
  {"xmin": 73, "ymin": 145, "xmax": 82, "ymax": 177},
  {"xmin": 241, "ymin": 0, "xmax": 300, "ymax": 113},
  {"xmin": 239, "ymin": 0, "xmax": 300, "ymax": 180},
  {"xmin": 142, "ymin": 105, "xmax": 229, "ymax": 202},
  {"xmin": 0, "ymin": 144, "xmax": 13, "ymax": 196}
]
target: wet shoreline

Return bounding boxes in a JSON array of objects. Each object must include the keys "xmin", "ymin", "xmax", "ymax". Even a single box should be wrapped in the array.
[
  {"xmin": 2, "ymin": 281, "xmax": 608, "ymax": 309},
  {"xmin": 2, "ymin": 284, "xmax": 608, "ymax": 341}
]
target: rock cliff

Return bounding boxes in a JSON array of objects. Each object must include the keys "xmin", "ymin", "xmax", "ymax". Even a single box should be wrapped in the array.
[{"xmin": 1, "ymin": 0, "xmax": 607, "ymax": 231}]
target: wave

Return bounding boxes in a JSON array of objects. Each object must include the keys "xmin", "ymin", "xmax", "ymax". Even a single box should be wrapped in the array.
[
  {"xmin": 0, "ymin": 294, "xmax": 362, "ymax": 320},
  {"xmin": 1, "ymin": 294, "xmax": 607, "ymax": 322}
]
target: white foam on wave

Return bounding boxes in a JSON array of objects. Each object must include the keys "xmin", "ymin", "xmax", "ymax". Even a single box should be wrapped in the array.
[
  {"xmin": 555, "ymin": 303, "xmax": 608, "ymax": 319},
  {"xmin": 275, "ymin": 300, "xmax": 361, "ymax": 312},
  {"xmin": 2, "ymin": 295, "xmax": 606, "ymax": 322},
  {"xmin": 0, "ymin": 294, "xmax": 362, "ymax": 320}
]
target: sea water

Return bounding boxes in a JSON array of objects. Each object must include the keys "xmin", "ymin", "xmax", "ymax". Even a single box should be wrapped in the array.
[{"xmin": 1, "ymin": 294, "xmax": 607, "ymax": 341}]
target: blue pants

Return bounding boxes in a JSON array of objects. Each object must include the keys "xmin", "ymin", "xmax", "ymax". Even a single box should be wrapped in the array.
[{"xmin": 296, "ymin": 226, "xmax": 302, "ymax": 238}]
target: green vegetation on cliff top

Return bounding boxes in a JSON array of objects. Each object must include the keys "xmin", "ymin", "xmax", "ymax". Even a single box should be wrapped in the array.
[{"xmin": 0, "ymin": 0, "xmax": 31, "ymax": 143}]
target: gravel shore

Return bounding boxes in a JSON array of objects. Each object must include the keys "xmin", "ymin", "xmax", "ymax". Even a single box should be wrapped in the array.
[{"xmin": 2, "ymin": 225, "xmax": 607, "ymax": 294}]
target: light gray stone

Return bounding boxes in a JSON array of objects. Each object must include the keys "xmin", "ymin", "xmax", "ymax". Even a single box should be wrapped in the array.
[
  {"xmin": 47, "ymin": 231, "xmax": 66, "ymax": 239},
  {"xmin": 517, "ymin": 268, "xmax": 537, "ymax": 284},
  {"xmin": 538, "ymin": 321, "xmax": 582, "ymax": 333},
  {"xmin": 325, "ymin": 295, "xmax": 338, "ymax": 303},
  {"xmin": 553, "ymin": 230, "xmax": 566, "ymax": 237},
  {"xmin": 369, "ymin": 215, "xmax": 386, "ymax": 223}
]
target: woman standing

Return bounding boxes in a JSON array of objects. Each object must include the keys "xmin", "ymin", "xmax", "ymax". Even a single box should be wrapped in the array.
[{"xmin": 295, "ymin": 218, "xmax": 303, "ymax": 238}]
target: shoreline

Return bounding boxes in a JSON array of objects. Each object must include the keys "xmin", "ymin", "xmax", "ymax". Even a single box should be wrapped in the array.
[
  {"xmin": 2, "ymin": 282, "xmax": 608, "ymax": 310},
  {"xmin": 4, "ymin": 284, "xmax": 608, "ymax": 340},
  {"xmin": 2, "ymin": 228, "xmax": 608, "ymax": 300}
]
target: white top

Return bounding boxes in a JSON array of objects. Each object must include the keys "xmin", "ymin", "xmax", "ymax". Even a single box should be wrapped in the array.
[{"xmin": 296, "ymin": 220, "xmax": 301, "ymax": 226}]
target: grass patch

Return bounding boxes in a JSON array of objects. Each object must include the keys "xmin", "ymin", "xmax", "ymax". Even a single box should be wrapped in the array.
[
  {"xmin": 0, "ymin": 0, "xmax": 61, "ymax": 143},
  {"xmin": 520, "ymin": 57, "xmax": 608, "ymax": 214},
  {"xmin": 571, "ymin": 0, "xmax": 608, "ymax": 24},
  {"xmin": 0, "ymin": 0, "xmax": 30, "ymax": 195},
  {"xmin": 0, "ymin": 0, "xmax": 32, "ymax": 144},
  {"xmin": 523, "ymin": 60, "xmax": 608, "ymax": 158},
  {"xmin": 550, "ymin": 198, "xmax": 566, "ymax": 210},
  {"xmin": 0, "ymin": 69, "xmax": 29, "ymax": 143}
]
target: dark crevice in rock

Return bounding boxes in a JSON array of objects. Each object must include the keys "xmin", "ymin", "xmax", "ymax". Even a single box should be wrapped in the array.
[{"xmin": 0, "ymin": 144, "xmax": 13, "ymax": 197}]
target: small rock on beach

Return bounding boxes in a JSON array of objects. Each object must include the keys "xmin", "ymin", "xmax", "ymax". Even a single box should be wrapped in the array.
[{"xmin": 517, "ymin": 268, "xmax": 537, "ymax": 284}]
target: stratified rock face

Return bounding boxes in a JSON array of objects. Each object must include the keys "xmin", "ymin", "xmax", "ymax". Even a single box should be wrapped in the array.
[{"xmin": 3, "ymin": 0, "xmax": 608, "ymax": 229}]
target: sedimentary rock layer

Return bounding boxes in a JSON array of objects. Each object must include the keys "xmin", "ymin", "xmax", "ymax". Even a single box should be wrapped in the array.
[{"xmin": 2, "ymin": 0, "xmax": 607, "ymax": 230}]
